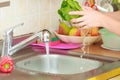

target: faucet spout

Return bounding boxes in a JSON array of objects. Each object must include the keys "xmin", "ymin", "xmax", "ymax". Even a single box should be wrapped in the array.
[
  {"xmin": 1, "ymin": 23, "xmax": 51, "ymax": 56},
  {"xmin": 8, "ymin": 32, "xmax": 42, "ymax": 55}
]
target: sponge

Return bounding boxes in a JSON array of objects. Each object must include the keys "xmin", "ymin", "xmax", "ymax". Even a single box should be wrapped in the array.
[{"xmin": 49, "ymin": 37, "xmax": 61, "ymax": 46}]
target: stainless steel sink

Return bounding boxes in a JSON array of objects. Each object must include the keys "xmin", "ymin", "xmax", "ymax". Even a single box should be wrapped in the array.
[{"xmin": 15, "ymin": 54, "xmax": 103, "ymax": 75}]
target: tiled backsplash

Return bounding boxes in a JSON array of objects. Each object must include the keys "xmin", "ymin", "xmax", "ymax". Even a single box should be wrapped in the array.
[{"xmin": 0, "ymin": 0, "xmax": 83, "ymax": 40}]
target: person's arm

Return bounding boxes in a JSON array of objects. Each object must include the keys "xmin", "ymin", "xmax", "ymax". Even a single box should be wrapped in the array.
[
  {"xmin": 101, "ymin": 15, "xmax": 120, "ymax": 36},
  {"xmin": 69, "ymin": 6, "xmax": 108, "ymax": 28},
  {"xmin": 69, "ymin": 6, "xmax": 120, "ymax": 36},
  {"xmin": 105, "ymin": 11, "xmax": 120, "ymax": 20}
]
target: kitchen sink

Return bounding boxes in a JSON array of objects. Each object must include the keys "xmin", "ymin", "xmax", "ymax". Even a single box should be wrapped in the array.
[{"xmin": 15, "ymin": 54, "xmax": 103, "ymax": 75}]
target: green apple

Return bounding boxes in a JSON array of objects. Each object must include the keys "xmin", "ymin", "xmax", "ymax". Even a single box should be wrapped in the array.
[{"xmin": 58, "ymin": 21, "xmax": 71, "ymax": 35}]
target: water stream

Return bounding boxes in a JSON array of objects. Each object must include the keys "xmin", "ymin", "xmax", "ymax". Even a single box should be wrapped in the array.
[
  {"xmin": 80, "ymin": 29, "xmax": 90, "ymax": 71},
  {"xmin": 45, "ymin": 42, "xmax": 50, "ymax": 72},
  {"xmin": 81, "ymin": 29, "xmax": 89, "ymax": 58}
]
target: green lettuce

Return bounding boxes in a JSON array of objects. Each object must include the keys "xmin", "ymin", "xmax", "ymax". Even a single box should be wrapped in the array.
[
  {"xmin": 58, "ymin": 0, "xmax": 82, "ymax": 22},
  {"xmin": 112, "ymin": 0, "xmax": 120, "ymax": 10}
]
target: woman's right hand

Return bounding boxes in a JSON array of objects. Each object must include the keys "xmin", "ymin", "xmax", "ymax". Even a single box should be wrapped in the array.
[{"xmin": 69, "ymin": 6, "xmax": 106, "ymax": 28}]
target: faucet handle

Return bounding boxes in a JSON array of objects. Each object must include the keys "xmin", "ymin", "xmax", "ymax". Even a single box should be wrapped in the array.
[{"xmin": 1, "ymin": 23, "xmax": 24, "ymax": 57}]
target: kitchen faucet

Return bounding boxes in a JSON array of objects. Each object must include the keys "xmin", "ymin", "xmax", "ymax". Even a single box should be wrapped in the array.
[{"xmin": 1, "ymin": 23, "xmax": 51, "ymax": 57}]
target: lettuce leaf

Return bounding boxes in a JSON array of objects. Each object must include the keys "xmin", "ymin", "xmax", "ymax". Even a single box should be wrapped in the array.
[{"xmin": 58, "ymin": 0, "xmax": 82, "ymax": 22}]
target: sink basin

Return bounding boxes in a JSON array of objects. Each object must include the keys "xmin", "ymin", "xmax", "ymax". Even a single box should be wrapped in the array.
[{"xmin": 15, "ymin": 54, "xmax": 103, "ymax": 75}]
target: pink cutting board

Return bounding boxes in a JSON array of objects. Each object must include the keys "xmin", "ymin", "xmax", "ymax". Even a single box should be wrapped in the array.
[{"xmin": 32, "ymin": 43, "xmax": 81, "ymax": 49}]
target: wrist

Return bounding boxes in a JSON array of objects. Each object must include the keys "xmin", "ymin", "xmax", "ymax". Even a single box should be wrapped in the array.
[{"xmin": 100, "ymin": 14, "xmax": 110, "ymax": 27}]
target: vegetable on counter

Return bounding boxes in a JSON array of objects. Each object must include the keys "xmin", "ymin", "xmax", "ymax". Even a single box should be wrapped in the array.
[
  {"xmin": 0, "ymin": 56, "xmax": 14, "ymax": 73},
  {"xmin": 58, "ymin": 0, "xmax": 82, "ymax": 22}
]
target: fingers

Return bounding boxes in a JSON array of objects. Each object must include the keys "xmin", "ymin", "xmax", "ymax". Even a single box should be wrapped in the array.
[
  {"xmin": 68, "ymin": 6, "xmax": 94, "ymax": 29},
  {"xmin": 70, "ymin": 17, "xmax": 85, "ymax": 23},
  {"xmin": 72, "ymin": 21, "xmax": 87, "ymax": 27},
  {"xmin": 82, "ymin": 25, "xmax": 90, "ymax": 29},
  {"xmin": 71, "ymin": 23, "xmax": 82, "ymax": 27},
  {"xmin": 69, "ymin": 11, "xmax": 85, "ymax": 15},
  {"xmin": 69, "ymin": 6, "xmax": 94, "ymax": 16}
]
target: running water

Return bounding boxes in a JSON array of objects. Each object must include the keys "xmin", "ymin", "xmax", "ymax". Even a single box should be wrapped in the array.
[
  {"xmin": 79, "ymin": 29, "xmax": 90, "ymax": 71},
  {"xmin": 45, "ymin": 42, "xmax": 50, "ymax": 72},
  {"xmin": 81, "ymin": 29, "xmax": 90, "ymax": 58},
  {"xmin": 43, "ymin": 31, "xmax": 50, "ymax": 73}
]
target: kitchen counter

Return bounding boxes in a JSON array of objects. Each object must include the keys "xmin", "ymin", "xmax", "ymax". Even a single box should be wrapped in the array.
[
  {"xmin": 0, "ymin": 36, "xmax": 120, "ymax": 80},
  {"xmin": 70, "ymin": 41, "xmax": 120, "ymax": 59}
]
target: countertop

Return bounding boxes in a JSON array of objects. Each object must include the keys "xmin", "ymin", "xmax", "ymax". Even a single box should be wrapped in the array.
[
  {"xmin": 0, "ymin": 36, "xmax": 120, "ymax": 80},
  {"xmin": 70, "ymin": 41, "xmax": 120, "ymax": 59}
]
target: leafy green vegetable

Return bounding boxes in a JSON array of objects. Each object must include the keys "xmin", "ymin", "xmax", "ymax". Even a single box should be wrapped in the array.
[
  {"xmin": 112, "ymin": 0, "xmax": 120, "ymax": 10},
  {"xmin": 58, "ymin": 0, "xmax": 82, "ymax": 22},
  {"xmin": 112, "ymin": 0, "xmax": 119, "ymax": 4}
]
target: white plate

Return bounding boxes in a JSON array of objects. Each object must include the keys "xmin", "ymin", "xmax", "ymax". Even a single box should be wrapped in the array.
[{"xmin": 101, "ymin": 44, "xmax": 120, "ymax": 51}]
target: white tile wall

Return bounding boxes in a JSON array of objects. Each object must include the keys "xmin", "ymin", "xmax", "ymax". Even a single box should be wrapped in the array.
[
  {"xmin": 0, "ymin": 0, "xmax": 38, "ymax": 39},
  {"xmin": 0, "ymin": 0, "xmax": 85, "ymax": 40}
]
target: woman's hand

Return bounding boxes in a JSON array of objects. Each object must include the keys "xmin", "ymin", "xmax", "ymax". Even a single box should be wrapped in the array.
[
  {"xmin": 69, "ymin": 6, "xmax": 120, "ymax": 36},
  {"xmin": 69, "ymin": 6, "xmax": 105, "ymax": 28}
]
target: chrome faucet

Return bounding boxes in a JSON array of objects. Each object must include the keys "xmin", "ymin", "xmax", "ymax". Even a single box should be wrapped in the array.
[{"xmin": 1, "ymin": 23, "xmax": 51, "ymax": 57}]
